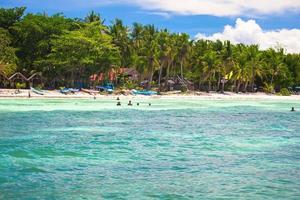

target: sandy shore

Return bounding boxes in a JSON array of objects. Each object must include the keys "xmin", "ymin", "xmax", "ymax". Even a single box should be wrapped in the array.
[{"xmin": 0, "ymin": 89, "xmax": 300, "ymax": 100}]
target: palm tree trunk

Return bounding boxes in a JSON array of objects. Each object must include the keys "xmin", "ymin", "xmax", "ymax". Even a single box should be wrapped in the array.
[
  {"xmin": 270, "ymin": 74, "xmax": 274, "ymax": 85},
  {"xmin": 244, "ymin": 81, "xmax": 248, "ymax": 93},
  {"xmin": 158, "ymin": 63, "xmax": 163, "ymax": 91},
  {"xmin": 217, "ymin": 74, "xmax": 221, "ymax": 92},
  {"xmin": 166, "ymin": 61, "xmax": 170, "ymax": 80},
  {"xmin": 148, "ymin": 70, "xmax": 153, "ymax": 90},
  {"xmin": 180, "ymin": 60, "xmax": 184, "ymax": 79},
  {"xmin": 148, "ymin": 59, "xmax": 154, "ymax": 90},
  {"xmin": 236, "ymin": 80, "xmax": 241, "ymax": 93},
  {"xmin": 221, "ymin": 81, "xmax": 225, "ymax": 94},
  {"xmin": 251, "ymin": 65, "xmax": 255, "ymax": 92},
  {"xmin": 233, "ymin": 80, "xmax": 237, "ymax": 92}
]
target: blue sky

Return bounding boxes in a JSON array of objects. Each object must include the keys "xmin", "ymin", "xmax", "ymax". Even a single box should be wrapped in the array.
[{"xmin": 1, "ymin": 0, "xmax": 300, "ymax": 52}]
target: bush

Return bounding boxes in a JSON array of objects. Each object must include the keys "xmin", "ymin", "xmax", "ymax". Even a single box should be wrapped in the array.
[
  {"xmin": 124, "ymin": 80, "xmax": 138, "ymax": 90},
  {"xmin": 35, "ymin": 84, "xmax": 43, "ymax": 90},
  {"xmin": 181, "ymin": 85, "xmax": 188, "ymax": 92},
  {"xmin": 279, "ymin": 88, "xmax": 291, "ymax": 96},
  {"xmin": 16, "ymin": 82, "xmax": 26, "ymax": 89},
  {"xmin": 263, "ymin": 83, "xmax": 274, "ymax": 94}
]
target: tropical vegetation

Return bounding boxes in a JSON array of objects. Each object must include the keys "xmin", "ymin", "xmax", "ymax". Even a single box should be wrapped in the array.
[{"xmin": 1, "ymin": 7, "xmax": 300, "ymax": 93}]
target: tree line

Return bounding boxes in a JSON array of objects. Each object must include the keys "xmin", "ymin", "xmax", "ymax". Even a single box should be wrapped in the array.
[{"xmin": 1, "ymin": 7, "xmax": 300, "ymax": 93}]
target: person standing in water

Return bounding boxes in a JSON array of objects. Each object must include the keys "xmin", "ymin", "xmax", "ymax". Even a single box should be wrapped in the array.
[
  {"xmin": 28, "ymin": 91, "xmax": 31, "ymax": 98},
  {"xmin": 291, "ymin": 107, "xmax": 295, "ymax": 112}
]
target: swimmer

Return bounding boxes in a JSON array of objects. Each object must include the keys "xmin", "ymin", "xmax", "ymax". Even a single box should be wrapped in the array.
[
  {"xmin": 117, "ymin": 102, "xmax": 121, "ymax": 106},
  {"xmin": 291, "ymin": 107, "xmax": 295, "ymax": 112},
  {"xmin": 128, "ymin": 100, "xmax": 133, "ymax": 106}
]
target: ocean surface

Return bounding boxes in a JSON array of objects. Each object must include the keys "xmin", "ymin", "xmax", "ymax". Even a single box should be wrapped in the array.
[{"xmin": 0, "ymin": 98, "xmax": 300, "ymax": 199}]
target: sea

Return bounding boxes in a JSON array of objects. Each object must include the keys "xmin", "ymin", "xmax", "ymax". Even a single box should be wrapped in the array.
[{"xmin": 0, "ymin": 98, "xmax": 299, "ymax": 199}]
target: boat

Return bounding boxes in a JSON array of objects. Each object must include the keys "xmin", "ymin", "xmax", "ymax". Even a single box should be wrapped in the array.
[
  {"xmin": 131, "ymin": 89, "xmax": 157, "ymax": 96},
  {"xmin": 96, "ymin": 83, "xmax": 114, "ymax": 94},
  {"xmin": 81, "ymin": 88, "xmax": 99, "ymax": 95},
  {"xmin": 60, "ymin": 88, "xmax": 80, "ymax": 94},
  {"xmin": 69, "ymin": 88, "xmax": 80, "ymax": 93},
  {"xmin": 60, "ymin": 88, "xmax": 70, "ymax": 94},
  {"xmin": 30, "ymin": 87, "xmax": 44, "ymax": 95}
]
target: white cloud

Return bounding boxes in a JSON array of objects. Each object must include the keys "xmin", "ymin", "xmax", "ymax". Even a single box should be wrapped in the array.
[
  {"xmin": 195, "ymin": 18, "xmax": 300, "ymax": 53},
  {"xmin": 115, "ymin": 0, "xmax": 300, "ymax": 17},
  {"xmin": 18, "ymin": 0, "xmax": 300, "ymax": 17}
]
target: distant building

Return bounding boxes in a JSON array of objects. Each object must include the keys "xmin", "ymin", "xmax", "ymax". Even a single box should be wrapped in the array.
[
  {"xmin": 89, "ymin": 67, "xmax": 140, "ymax": 83},
  {"xmin": 118, "ymin": 68, "xmax": 140, "ymax": 81}
]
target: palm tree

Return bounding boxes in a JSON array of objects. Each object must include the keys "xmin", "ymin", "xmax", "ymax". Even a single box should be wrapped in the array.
[
  {"xmin": 143, "ymin": 25, "xmax": 159, "ymax": 89},
  {"xmin": 202, "ymin": 50, "xmax": 221, "ymax": 92},
  {"xmin": 157, "ymin": 30, "xmax": 173, "ymax": 90},
  {"xmin": 263, "ymin": 48, "xmax": 288, "ymax": 86},
  {"xmin": 219, "ymin": 40, "xmax": 234, "ymax": 93},
  {"xmin": 85, "ymin": 11, "xmax": 104, "ymax": 24},
  {"xmin": 130, "ymin": 23, "xmax": 146, "ymax": 80},
  {"xmin": 245, "ymin": 45, "xmax": 264, "ymax": 92},
  {"xmin": 110, "ymin": 19, "xmax": 131, "ymax": 67},
  {"xmin": 176, "ymin": 33, "xmax": 190, "ymax": 79},
  {"xmin": 130, "ymin": 24, "xmax": 159, "ymax": 88},
  {"xmin": 232, "ymin": 44, "xmax": 251, "ymax": 93}
]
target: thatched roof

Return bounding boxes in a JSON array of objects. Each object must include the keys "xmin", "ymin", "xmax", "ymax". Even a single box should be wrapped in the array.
[
  {"xmin": 119, "ymin": 68, "xmax": 140, "ymax": 80},
  {"xmin": 8, "ymin": 72, "xmax": 28, "ymax": 81},
  {"xmin": 27, "ymin": 72, "xmax": 42, "ymax": 81}
]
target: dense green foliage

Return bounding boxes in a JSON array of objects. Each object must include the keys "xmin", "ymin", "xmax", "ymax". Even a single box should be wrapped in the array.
[
  {"xmin": 279, "ymin": 88, "xmax": 291, "ymax": 96},
  {"xmin": 0, "ymin": 28, "xmax": 17, "ymax": 75},
  {"xmin": 1, "ymin": 7, "xmax": 300, "ymax": 92}
]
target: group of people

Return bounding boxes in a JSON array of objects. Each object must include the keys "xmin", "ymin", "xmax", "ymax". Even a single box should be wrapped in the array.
[{"xmin": 116, "ymin": 97, "xmax": 151, "ymax": 107}]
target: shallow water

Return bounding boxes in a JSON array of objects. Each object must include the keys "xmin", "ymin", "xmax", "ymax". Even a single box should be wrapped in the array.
[{"xmin": 0, "ymin": 99, "xmax": 300, "ymax": 199}]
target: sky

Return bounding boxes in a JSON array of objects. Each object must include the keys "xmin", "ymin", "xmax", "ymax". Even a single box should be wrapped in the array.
[{"xmin": 1, "ymin": 0, "xmax": 300, "ymax": 53}]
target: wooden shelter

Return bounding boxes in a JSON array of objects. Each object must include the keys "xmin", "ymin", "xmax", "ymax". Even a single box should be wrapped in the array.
[
  {"xmin": 8, "ymin": 72, "xmax": 29, "ymax": 88},
  {"xmin": 162, "ymin": 76, "xmax": 194, "ymax": 91},
  {"xmin": 27, "ymin": 72, "xmax": 43, "ymax": 87},
  {"xmin": 119, "ymin": 68, "xmax": 140, "ymax": 81}
]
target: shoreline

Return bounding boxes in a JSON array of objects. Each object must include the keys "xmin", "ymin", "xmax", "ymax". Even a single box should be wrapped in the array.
[{"xmin": 1, "ymin": 89, "xmax": 300, "ymax": 100}]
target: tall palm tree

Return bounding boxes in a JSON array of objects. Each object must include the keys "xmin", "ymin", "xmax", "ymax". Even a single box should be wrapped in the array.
[
  {"xmin": 263, "ymin": 48, "xmax": 288, "ymax": 85},
  {"xmin": 110, "ymin": 19, "xmax": 131, "ymax": 67},
  {"xmin": 176, "ymin": 33, "xmax": 190, "ymax": 79},
  {"xmin": 157, "ymin": 30, "xmax": 173, "ymax": 90},
  {"xmin": 85, "ymin": 11, "xmax": 104, "ymax": 24},
  {"xmin": 232, "ymin": 44, "xmax": 251, "ymax": 93},
  {"xmin": 202, "ymin": 50, "xmax": 221, "ymax": 92},
  {"xmin": 246, "ymin": 45, "xmax": 264, "ymax": 92},
  {"xmin": 219, "ymin": 41, "xmax": 234, "ymax": 93},
  {"xmin": 143, "ymin": 25, "xmax": 159, "ymax": 89}
]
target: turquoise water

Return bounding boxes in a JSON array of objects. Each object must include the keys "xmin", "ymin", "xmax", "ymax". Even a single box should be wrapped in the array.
[{"xmin": 0, "ymin": 99, "xmax": 300, "ymax": 199}]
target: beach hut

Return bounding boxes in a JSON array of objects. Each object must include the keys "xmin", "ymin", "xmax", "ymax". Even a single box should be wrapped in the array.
[
  {"xmin": 165, "ymin": 79, "xmax": 175, "ymax": 91},
  {"xmin": 27, "ymin": 72, "xmax": 43, "ymax": 88},
  {"xmin": 8, "ymin": 72, "xmax": 29, "ymax": 88},
  {"xmin": 119, "ymin": 68, "xmax": 140, "ymax": 81}
]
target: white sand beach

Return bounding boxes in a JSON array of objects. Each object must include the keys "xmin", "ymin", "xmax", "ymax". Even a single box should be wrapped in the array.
[{"xmin": 1, "ymin": 89, "xmax": 300, "ymax": 100}]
